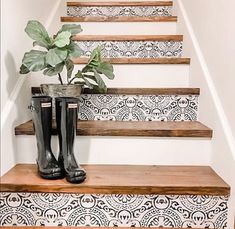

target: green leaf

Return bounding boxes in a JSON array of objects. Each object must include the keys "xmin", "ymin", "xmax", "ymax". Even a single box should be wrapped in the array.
[
  {"xmin": 53, "ymin": 31, "xmax": 71, "ymax": 48},
  {"xmin": 93, "ymin": 71, "xmax": 107, "ymax": 93},
  {"xmin": 82, "ymin": 65, "xmax": 93, "ymax": 73},
  {"xmin": 33, "ymin": 40, "xmax": 50, "ymax": 49},
  {"xmin": 87, "ymin": 47, "xmax": 102, "ymax": 66},
  {"xmin": 65, "ymin": 59, "xmax": 74, "ymax": 78},
  {"xmin": 92, "ymin": 85, "xmax": 107, "ymax": 93},
  {"xmin": 46, "ymin": 48, "xmax": 67, "ymax": 66},
  {"xmin": 83, "ymin": 77, "xmax": 94, "ymax": 89},
  {"xmin": 75, "ymin": 70, "xmax": 83, "ymax": 78},
  {"xmin": 43, "ymin": 63, "xmax": 64, "ymax": 76},
  {"xmin": 19, "ymin": 64, "xmax": 30, "ymax": 74},
  {"xmin": 95, "ymin": 62, "xmax": 114, "ymax": 79},
  {"xmin": 58, "ymin": 24, "xmax": 82, "ymax": 35},
  {"xmin": 25, "ymin": 20, "xmax": 51, "ymax": 49},
  {"xmin": 68, "ymin": 42, "xmax": 82, "ymax": 58},
  {"xmin": 22, "ymin": 50, "xmax": 47, "ymax": 72}
]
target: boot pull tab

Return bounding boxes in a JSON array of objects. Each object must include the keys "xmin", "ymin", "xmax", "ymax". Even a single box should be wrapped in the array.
[
  {"xmin": 68, "ymin": 103, "xmax": 78, "ymax": 109},
  {"xmin": 41, "ymin": 102, "xmax": 51, "ymax": 108}
]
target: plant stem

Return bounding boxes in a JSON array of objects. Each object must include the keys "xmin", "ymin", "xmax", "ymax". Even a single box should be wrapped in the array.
[
  {"xmin": 68, "ymin": 76, "xmax": 77, "ymax": 85},
  {"xmin": 58, "ymin": 73, "xmax": 63, "ymax": 85}
]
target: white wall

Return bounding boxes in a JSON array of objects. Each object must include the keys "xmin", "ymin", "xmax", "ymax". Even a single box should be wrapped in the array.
[
  {"xmin": 175, "ymin": 0, "xmax": 235, "ymax": 227},
  {"xmin": 0, "ymin": 0, "xmax": 65, "ymax": 175}
]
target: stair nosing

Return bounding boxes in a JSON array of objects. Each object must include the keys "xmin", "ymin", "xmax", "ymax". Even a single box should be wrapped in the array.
[
  {"xmin": 15, "ymin": 120, "xmax": 212, "ymax": 138},
  {"xmin": 1, "ymin": 164, "xmax": 230, "ymax": 195},
  {"xmin": 73, "ymin": 57, "xmax": 190, "ymax": 64},
  {"xmin": 61, "ymin": 16, "xmax": 178, "ymax": 22},
  {"xmin": 67, "ymin": 1, "xmax": 174, "ymax": 7},
  {"xmin": 31, "ymin": 87, "xmax": 200, "ymax": 95},
  {"xmin": 72, "ymin": 35, "xmax": 183, "ymax": 41}
]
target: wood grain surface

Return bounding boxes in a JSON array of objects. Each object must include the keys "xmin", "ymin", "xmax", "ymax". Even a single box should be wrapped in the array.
[
  {"xmin": 61, "ymin": 16, "xmax": 178, "ymax": 22},
  {"xmin": 1, "ymin": 164, "xmax": 230, "ymax": 195},
  {"xmin": 67, "ymin": 1, "xmax": 173, "ymax": 6},
  {"xmin": 72, "ymin": 35, "xmax": 183, "ymax": 41},
  {"xmin": 31, "ymin": 87, "xmax": 200, "ymax": 95},
  {"xmin": 72, "ymin": 57, "xmax": 190, "ymax": 64},
  {"xmin": 15, "ymin": 120, "xmax": 212, "ymax": 138}
]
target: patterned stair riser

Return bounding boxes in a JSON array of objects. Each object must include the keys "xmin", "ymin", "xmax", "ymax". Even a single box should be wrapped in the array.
[
  {"xmin": 78, "ymin": 94, "xmax": 198, "ymax": 121},
  {"xmin": 76, "ymin": 40, "xmax": 183, "ymax": 58},
  {"xmin": 67, "ymin": 6, "xmax": 173, "ymax": 18},
  {"xmin": 0, "ymin": 193, "xmax": 228, "ymax": 228}
]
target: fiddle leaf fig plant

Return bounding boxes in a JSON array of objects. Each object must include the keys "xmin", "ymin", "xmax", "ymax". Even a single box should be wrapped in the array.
[{"xmin": 20, "ymin": 20, "xmax": 114, "ymax": 92}]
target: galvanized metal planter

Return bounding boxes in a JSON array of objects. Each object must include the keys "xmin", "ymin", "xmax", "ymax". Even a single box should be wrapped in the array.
[{"xmin": 40, "ymin": 84, "xmax": 83, "ymax": 98}]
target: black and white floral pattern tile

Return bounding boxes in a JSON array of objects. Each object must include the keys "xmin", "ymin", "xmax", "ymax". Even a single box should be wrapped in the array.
[
  {"xmin": 78, "ymin": 94, "xmax": 198, "ymax": 121},
  {"xmin": 76, "ymin": 41, "xmax": 183, "ymax": 58},
  {"xmin": 67, "ymin": 6, "xmax": 173, "ymax": 17},
  {"xmin": 0, "ymin": 193, "xmax": 228, "ymax": 228}
]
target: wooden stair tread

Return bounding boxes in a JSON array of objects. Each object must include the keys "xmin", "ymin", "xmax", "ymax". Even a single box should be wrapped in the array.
[
  {"xmin": 32, "ymin": 87, "xmax": 200, "ymax": 95},
  {"xmin": 15, "ymin": 120, "xmax": 212, "ymax": 137},
  {"xmin": 61, "ymin": 16, "xmax": 178, "ymax": 22},
  {"xmin": 72, "ymin": 35, "xmax": 183, "ymax": 41},
  {"xmin": 73, "ymin": 57, "xmax": 190, "ymax": 64},
  {"xmin": 1, "ymin": 164, "xmax": 230, "ymax": 195},
  {"xmin": 67, "ymin": 1, "xmax": 174, "ymax": 7}
]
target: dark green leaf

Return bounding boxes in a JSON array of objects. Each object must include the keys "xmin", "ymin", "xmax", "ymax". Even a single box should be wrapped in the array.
[
  {"xmin": 82, "ymin": 65, "xmax": 93, "ymax": 73},
  {"xmin": 92, "ymin": 85, "xmax": 107, "ymax": 93},
  {"xmin": 46, "ymin": 48, "xmax": 67, "ymax": 66},
  {"xmin": 22, "ymin": 50, "xmax": 47, "ymax": 71},
  {"xmin": 25, "ymin": 20, "xmax": 51, "ymax": 49},
  {"xmin": 43, "ymin": 63, "xmax": 64, "ymax": 76},
  {"xmin": 58, "ymin": 24, "xmax": 82, "ymax": 35},
  {"xmin": 74, "ymin": 81, "xmax": 86, "ymax": 85},
  {"xmin": 53, "ymin": 31, "xmax": 71, "ymax": 48},
  {"xmin": 19, "ymin": 64, "xmax": 30, "ymax": 74},
  {"xmin": 65, "ymin": 59, "xmax": 74, "ymax": 78},
  {"xmin": 75, "ymin": 70, "xmax": 83, "ymax": 78},
  {"xmin": 93, "ymin": 71, "xmax": 107, "ymax": 92}
]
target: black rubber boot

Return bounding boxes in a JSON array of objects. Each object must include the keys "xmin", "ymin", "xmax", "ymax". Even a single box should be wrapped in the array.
[
  {"xmin": 55, "ymin": 97, "xmax": 86, "ymax": 183},
  {"xmin": 30, "ymin": 96, "xmax": 63, "ymax": 179}
]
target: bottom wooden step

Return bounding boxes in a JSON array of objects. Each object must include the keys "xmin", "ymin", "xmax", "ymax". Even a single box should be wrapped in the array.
[{"xmin": 0, "ymin": 164, "xmax": 229, "ymax": 228}]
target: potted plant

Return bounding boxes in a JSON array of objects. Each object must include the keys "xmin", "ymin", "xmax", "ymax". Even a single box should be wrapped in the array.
[{"xmin": 20, "ymin": 20, "xmax": 115, "ymax": 96}]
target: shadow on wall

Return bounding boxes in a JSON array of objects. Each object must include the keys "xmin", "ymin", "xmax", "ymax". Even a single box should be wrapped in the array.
[
  {"xmin": 5, "ymin": 51, "xmax": 20, "ymax": 98},
  {"xmin": 3, "ymin": 51, "xmax": 31, "ymax": 171}
]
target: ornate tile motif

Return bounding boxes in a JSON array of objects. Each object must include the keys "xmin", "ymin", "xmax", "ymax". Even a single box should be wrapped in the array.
[
  {"xmin": 76, "ymin": 41, "xmax": 183, "ymax": 58},
  {"xmin": 78, "ymin": 94, "xmax": 198, "ymax": 121},
  {"xmin": 0, "ymin": 193, "xmax": 228, "ymax": 228},
  {"xmin": 67, "ymin": 6, "xmax": 173, "ymax": 17}
]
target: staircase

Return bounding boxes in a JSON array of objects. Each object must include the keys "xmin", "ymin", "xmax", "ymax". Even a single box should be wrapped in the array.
[{"xmin": 0, "ymin": 1, "xmax": 231, "ymax": 228}]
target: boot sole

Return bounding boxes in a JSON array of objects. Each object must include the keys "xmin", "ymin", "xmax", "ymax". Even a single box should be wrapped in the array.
[{"xmin": 39, "ymin": 172, "xmax": 64, "ymax": 180}]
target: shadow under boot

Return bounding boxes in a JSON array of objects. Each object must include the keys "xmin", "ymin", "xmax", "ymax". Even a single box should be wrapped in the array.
[
  {"xmin": 30, "ymin": 96, "xmax": 64, "ymax": 179},
  {"xmin": 56, "ymin": 97, "xmax": 86, "ymax": 183}
]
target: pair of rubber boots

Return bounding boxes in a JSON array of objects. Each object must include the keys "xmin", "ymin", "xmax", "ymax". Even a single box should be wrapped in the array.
[{"xmin": 30, "ymin": 96, "xmax": 86, "ymax": 183}]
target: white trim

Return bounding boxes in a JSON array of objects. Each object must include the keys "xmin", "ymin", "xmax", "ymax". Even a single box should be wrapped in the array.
[
  {"xmin": 1, "ymin": 0, "xmax": 63, "ymax": 131},
  {"xmin": 177, "ymin": 0, "xmax": 235, "ymax": 160}
]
